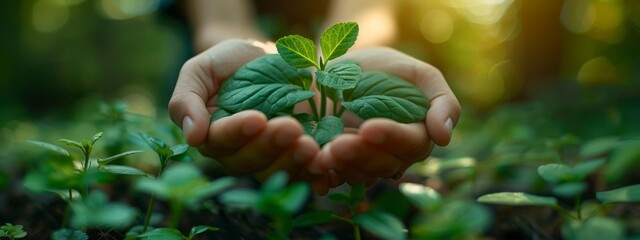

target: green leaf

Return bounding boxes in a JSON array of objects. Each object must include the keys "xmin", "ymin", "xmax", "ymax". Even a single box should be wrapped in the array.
[
  {"xmin": 140, "ymin": 133, "xmax": 167, "ymax": 151},
  {"xmin": 220, "ymin": 189, "xmax": 260, "ymax": 209},
  {"xmin": 605, "ymin": 140, "xmax": 640, "ymax": 184},
  {"xmin": 97, "ymin": 150, "xmax": 144, "ymax": 166},
  {"xmin": 342, "ymin": 72, "xmax": 428, "ymax": 123},
  {"xmin": 188, "ymin": 225, "xmax": 218, "ymax": 239},
  {"xmin": 138, "ymin": 228, "xmax": 186, "ymax": 240},
  {"xmin": 217, "ymin": 55, "xmax": 315, "ymax": 118},
  {"xmin": 275, "ymin": 35, "xmax": 319, "ymax": 68},
  {"xmin": 91, "ymin": 132, "xmax": 104, "ymax": 144},
  {"xmin": 0, "ymin": 223, "xmax": 27, "ymax": 239},
  {"xmin": 572, "ymin": 159, "xmax": 605, "ymax": 179},
  {"xmin": 477, "ymin": 192, "xmax": 557, "ymax": 206},
  {"xmin": 316, "ymin": 63, "xmax": 362, "ymax": 90},
  {"xmin": 70, "ymin": 191, "xmax": 137, "ymax": 229},
  {"xmin": 537, "ymin": 164, "xmax": 575, "ymax": 183},
  {"xmin": 320, "ymin": 22, "xmax": 359, "ymax": 61},
  {"xmin": 553, "ymin": 182, "xmax": 587, "ymax": 198},
  {"xmin": 27, "ymin": 140, "xmax": 69, "ymax": 156},
  {"xmin": 412, "ymin": 200, "xmax": 490, "ymax": 239},
  {"xmin": 101, "ymin": 165, "xmax": 147, "ymax": 176},
  {"xmin": 170, "ymin": 144, "xmax": 189, "ymax": 157},
  {"xmin": 292, "ymin": 211, "xmax": 335, "ymax": 228},
  {"xmin": 273, "ymin": 183, "xmax": 310, "ymax": 214},
  {"xmin": 59, "ymin": 139, "xmax": 83, "ymax": 149},
  {"xmin": 262, "ymin": 171, "xmax": 289, "ymax": 193},
  {"xmin": 298, "ymin": 115, "xmax": 344, "ymax": 145},
  {"xmin": 398, "ymin": 183, "xmax": 441, "ymax": 209},
  {"xmin": 354, "ymin": 211, "xmax": 407, "ymax": 240},
  {"xmin": 562, "ymin": 217, "xmax": 624, "ymax": 240},
  {"xmin": 52, "ymin": 229, "xmax": 88, "ymax": 240},
  {"xmin": 580, "ymin": 137, "xmax": 619, "ymax": 158},
  {"xmin": 596, "ymin": 184, "xmax": 640, "ymax": 204}
]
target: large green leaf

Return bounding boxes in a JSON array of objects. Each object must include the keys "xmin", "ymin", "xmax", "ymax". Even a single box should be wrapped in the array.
[
  {"xmin": 138, "ymin": 228, "xmax": 185, "ymax": 240},
  {"xmin": 316, "ymin": 63, "xmax": 362, "ymax": 90},
  {"xmin": 292, "ymin": 211, "xmax": 335, "ymax": 228},
  {"xmin": 562, "ymin": 217, "xmax": 624, "ymax": 240},
  {"xmin": 275, "ymin": 35, "xmax": 319, "ymax": 68},
  {"xmin": 342, "ymin": 72, "xmax": 428, "ymax": 123},
  {"xmin": 477, "ymin": 192, "xmax": 557, "ymax": 206},
  {"xmin": 27, "ymin": 140, "xmax": 69, "ymax": 156},
  {"xmin": 596, "ymin": 184, "xmax": 640, "ymax": 204},
  {"xmin": 354, "ymin": 211, "xmax": 407, "ymax": 240},
  {"xmin": 97, "ymin": 150, "xmax": 144, "ymax": 166},
  {"xmin": 216, "ymin": 55, "xmax": 315, "ymax": 118},
  {"xmin": 100, "ymin": 165, "xmax": 147, "ymax": 176},
  {"xmin": 537, "ymin": 164, "xmax": 575, "ymax": 183},
  {"xmin": 320, "ymin": 22, "xmax": 359, "ymax": 61}
]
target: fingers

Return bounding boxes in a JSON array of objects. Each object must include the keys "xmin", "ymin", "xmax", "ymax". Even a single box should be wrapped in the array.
[
  {"xmin": 199, "ymin": 110, "xmax": 268, "ymax": 158},
  {"xmin": 359, "ymin": 119, "xmax": 432, "ymax": 163},
  {"xmin": 168, "ymin": 39, "xmax": 269, "ymax": 146},
  {"xmin": 254, "ymin": 135, "xmax": 319, "ymax": 181},
  {"xmin": 326, "ymin": 134, "xmax": 404, "ymax": 178},
  {"xmin": 213, "ymin": 116, "xmax": 305, "ymax": 175}
]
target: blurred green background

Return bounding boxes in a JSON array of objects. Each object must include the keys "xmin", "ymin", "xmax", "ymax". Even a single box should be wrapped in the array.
[{"xmin": 1, "ymin": 0, "xmax": 639, "ymax": 160}]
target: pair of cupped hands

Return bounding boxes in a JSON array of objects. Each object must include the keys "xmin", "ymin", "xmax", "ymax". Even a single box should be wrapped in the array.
[{"xmin": 168, "ymin": 39, "xmax": 461, "ymax": 195}]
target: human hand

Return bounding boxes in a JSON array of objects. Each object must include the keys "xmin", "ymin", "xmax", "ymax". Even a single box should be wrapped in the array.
[
  {"xmin": 311, "ymin": 47, "xmax": 462, "ymax": 186},
  {"xmin": 168, "ymin": 39, "xmax": 332, "ymax": 194}
]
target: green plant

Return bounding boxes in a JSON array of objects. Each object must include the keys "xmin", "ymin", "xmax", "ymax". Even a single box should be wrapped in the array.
[
  {"xmin": 221, "ymin": 171, "xmax": 310, "ymax": 240},
  {"xmin": 136, "ymin": 225, "xmax": 218, "ymax": 240},
  {"xmin": 293, "ymin": 183, "xmax": 407, "ymax": 240},
  {"xmin": 477, "ymin": 157, "xmax": 640, "ymax": 239},
  {"xmin": 212, "ymin": 22, "xmax": 428, "ymax": 144},
  {"xmin": 0, "ymin": 223, "xmax": 27, "ymax": 240},
  {"xmin": 137, "ymin": 133, "xmax": 194, "ymax": 233}
]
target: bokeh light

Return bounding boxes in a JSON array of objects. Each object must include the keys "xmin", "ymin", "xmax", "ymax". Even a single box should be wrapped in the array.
[
  {"xmin": 577, "ymin": 56, "xmax": 619, "ymax": 86},
  {"xmin": 98, "ymin": 0, "xmax": 161, "ymax": 20},
  {"xmin": 420, "ymin": 9, "xmax": 454, "ymax": 44},
  {"xmin": 32, "ymin": 0, "xmax": 69, "ymax": 33}
]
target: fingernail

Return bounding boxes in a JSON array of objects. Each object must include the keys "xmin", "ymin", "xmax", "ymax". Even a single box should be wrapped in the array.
[
  {"xmin": 182, "ymin": 116, "xmax": 193, "ymax": 136},
  {"xmin": 445, "ymin": 117, "xmax": 453, "ymax": 135}
]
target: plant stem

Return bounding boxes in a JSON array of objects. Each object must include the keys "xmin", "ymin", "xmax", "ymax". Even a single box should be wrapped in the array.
[
  {"xmin": 353, "ymin": 223, "xmax": 362, "ymax": 240},
  {"xmin": 575, "ymin": 196, "xmax": 582, "ymax": 220},
  {"xmin": 142, "ymin": 158, "xmax": 168, "ymax": 233},
  {"xmin": 553, "ymin": 205, "xmax": 579, "ymax": 221},
  {"xmin": 169, "ymin": 202, "xmax": 183, "ymax": 229},
  {"xmin": 337, "ymin": 107, "xmax": 347, "ymax": 118},
  {"xmin": 82, "ymin": 150, "xmax": 91, "ymax": 198},
  {"xmin": 332, "ymin": 100, "xmax": 338, "ymax": 116},
  {"xmin": 320, "ymin": 85, "xmax": 327, "ymax": 117},
  {"xmin": 61, "ymin": 189, "xmax": 72, "ymax": 228},
  {"xmin": 308, "ymin": 98, "xmax": 319, "ymax": 119}
]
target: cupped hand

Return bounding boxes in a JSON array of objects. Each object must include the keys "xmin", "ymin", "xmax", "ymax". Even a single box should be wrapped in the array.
[
  {"xmin": 168, "ymin": 39, "xmax": 332, "ymax": 194},
  {"xmin": 313, "ymin": 47, "xmax": 462, "ymax": 186}
]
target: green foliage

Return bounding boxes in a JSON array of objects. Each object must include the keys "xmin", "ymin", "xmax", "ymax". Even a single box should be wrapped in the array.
[
  {"xmin": 0, "ymin": 223, "xmax": 27, "ymax": 240},
  {"xmin": 137, "ymin": 225, "xmax": 217, "ymax": 240},
  {"xmin": 216, "ymin": 22, "xmax": 428, "ymax": 144},
  {"xmin": 354, "ymin": 211, "xmax": 406, "ymax": 240},
  {"xmin": 70, "ymin": 191, "xmax": 137, "ymax": 229},
  {"xmin": 562, "ymin": 217, "xmax": 625, "ymax": 240},
  {"xmin": 27, "ymin": 140, "xmax": 70, "ymax": 156},
  {"xmin": 596, "ymin": 184, "xmax": 640, "ymax": 204},
  {"xmin": 477, "ymin": 192, "xmax": 558, "ymax": 206},
  {"xmin": 51, "ymin": 229, "xmax": 88, "ymax": 240},
  {"xmin": 341, "ymin": 72, "xmax": 429, "ymax": 123}
]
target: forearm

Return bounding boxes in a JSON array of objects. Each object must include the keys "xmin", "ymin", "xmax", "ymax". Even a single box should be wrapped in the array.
[
  {"xmin": 324, "ymin": 0, "xmax": 398, "ymax": 49},
  {"xmin": 187, "ymin": 0, "xmax": 267, "ymax": 52}
]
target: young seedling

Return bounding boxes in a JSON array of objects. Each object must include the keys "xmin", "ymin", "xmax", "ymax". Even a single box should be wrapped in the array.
[
  {"xmin": 213, "ymin": 22, "xmax": 429, "ymax": 144},
  {"xmin": 293, "ymin": 183, "xmax": 407, "ymax": 240},
  {"xmin": 136, "ymin": 225, "xmax": 219, "ymax": 240},
  {"xmin": 477, "ymin": 157, "xmax": 640, "ymax": 239},
  {"xmin": 0, "ymin": 223, "xmax": 27, "ymax": 240}
]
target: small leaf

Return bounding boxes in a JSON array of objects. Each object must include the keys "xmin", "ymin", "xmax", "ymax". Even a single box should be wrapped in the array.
[
  {"xmin": 553, "ymin": 182, "xmax": 587, "ymax": 198},
  {"xmin": 189, "ymin": 225, "xmax": 218, "ymax": 239},
  {"xmin": 140, "ymin": 133, "xmax": 167, "ymax": 151},
  {"xmin": 562, "ymin": 217, "xmax": 624, "ymax": 240},
  {"xmin": 537, "ymin": 164, "xmax": 575, "ymax": 183},
  {"xmin": 276, "ymin": 35, "xmax": 319, "ymax": 68},
  {"xmin": 477, "ymin": 192, "xmax": 557, "ymax": 206},
  {"xmin": 262, "ymin": 171, "xmax": 289, "ymax": 193},
  {"xmin": 320, "ymin": 22, "xmax": 359, "ymax": 61},
  {"xmin": 316, "ymin": 63, "xmax": 362, "ymax": 90},
  {"xmin": 91, "ymin": 132, "xmax": 104, "ymax": 144},
  {"xmin": 101, "ymin": 165, "xmax": 147, "ymax": 176},
  {"xmin": 170, "ymin": 144, "xmax": 189, "ymax": 157},
  {"xmin": 138, "ymin": 228, "xmax": 185, "ymax": 240},
  {"xmin": 300, "ymin": 116, "xmax": 344, "ymax": 145},
  {"xmin": 292, "ymin": 211, "xmax": 335, "ymax": 228},
  {"xmin": 27, "ymin": 140, "xmax": 69, "ymax": 156},
  {"xmin": 59, "ymin": 139, "xmax": 83, "ymax": 149},
  {"xmin": 273, "ymin": 183, "xmax": 310, "ymax": 214},
  {"xmin": 220, "ymin": 189, "xmax": 260, "ymax": 209},
  {"xmin": 98, "ymin": 150, "xmax": 144, "ymax": 166},
  {"xmin": 217, "ymin": 55, "xmax": 315, "ymax": 118},
  {"xmin": 572, "ymin": 159, "xmax": 605, "ymax": 179},
  {"xmin": 580, "ymin": 137, "xmax": 619, "ymax": 158},
  {"xmin": 354, "ymin": 211, "xmax": 407, "ymax": 240},
  {"xmin": 399, "ymin": 183, "xmax": 442, "ymax": 209},
  {"xmin": 342, "ymin": 72, "xmax": 428, "ymax": 123},
  {"xmin": 596, "ymin": 184, "xmax": 640, "ymax": 204}
]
